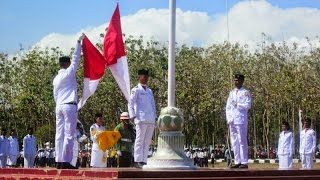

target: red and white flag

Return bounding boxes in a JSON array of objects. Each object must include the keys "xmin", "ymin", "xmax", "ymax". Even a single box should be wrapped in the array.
[
  {"xmin": 78, "ymin": 36, "xmax": 106, "ymax": 109},
  {"xmin": 104, "ymin": 4, "xmax": 131, "ymax": 101}
]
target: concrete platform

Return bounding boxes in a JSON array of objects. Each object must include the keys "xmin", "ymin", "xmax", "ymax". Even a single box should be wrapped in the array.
[{"xmin": 1, "ymin": 168, "xmax": 320, "ymax": 180}]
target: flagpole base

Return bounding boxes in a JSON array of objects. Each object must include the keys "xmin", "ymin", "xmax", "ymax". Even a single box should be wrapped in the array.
[{"xmin": 143, "ymin": 131, "xmax": 196, "ymax": 170}]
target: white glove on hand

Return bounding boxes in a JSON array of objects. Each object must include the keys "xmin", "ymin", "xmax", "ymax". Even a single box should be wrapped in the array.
[
  {"xmin": 117, "ymin": 150, "xmax": 122, "ymax": 156},
  {"xmin": 79, "ymin": 134, "xmax": 87, "ymax": 142},
  {"xmin": 78, "ymin": 33, "xmax": 85, "ymax": 42}
]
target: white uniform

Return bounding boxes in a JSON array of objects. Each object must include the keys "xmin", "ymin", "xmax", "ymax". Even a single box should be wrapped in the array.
[
  {"xmin": 71, "ymin": 130, "xmax": 87, "ymax": 167},
  {"xmin": 0, "ymin": 135, "xmax": 9, "ymax": 168},
  {"xmin": 90, "ymin": 124, "xmax": 107, "ymax": 167},
  {"xmin": 277, "ymin": 131, "xmax": 294, "ymax": 169},
  {"xmin": 226, "ymin": 87, "xmax": 251, "ymax": 165},
  {"xmin": 23, "ymin": 134, "xmax": 37, "ymax": 168},
  {"xmin": 7, "ymin": 136, "xmax": 19, "ymax": 166},
  {"xmin": 299, "ymin": 128, "xmax": 316, "ymax": 169},
  {"xmin": 53, "ymin": 42, "xmax": 81, "ymax": 163},
  {"xmin": 129, "ymin": 83, "xmax": 156, "ymax": 163}
]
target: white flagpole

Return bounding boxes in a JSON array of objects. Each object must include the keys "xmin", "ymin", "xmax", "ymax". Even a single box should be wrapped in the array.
[{"xmin": 168, "ymin": 0, "xmax": 176, "ymax": 107}]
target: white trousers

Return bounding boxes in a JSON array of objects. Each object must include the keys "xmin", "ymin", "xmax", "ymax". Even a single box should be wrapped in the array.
[
  {"xmin": 134, "ymin": 123, "xmax": 155, "ymax": 163},
  {"xmin": 230, "ymin": 123, "xmax": 248, "ymax": 165},
  {"xmin": 24, "ymin": 154, "xmax": 35, "ymax": 168},
  {"xmin": 0, "ymin": 155, "xmax": 7, "ymax": 168},
  {"xmin": 278, "ymin": 154, "xmax": 292, "ymax": 169},
  {"xmin": 70, "ymin": 139, "xmax": 79, "ymax": 167},
  {"xmin": 90, "ymin": 148, "xmax": 107, "ymax": 168},
  {"xmin": 301, "ymin": 154, "xmax": 313, "ymax": 169},
  {"xmin": 7, "ymin": 155, "xmax": 18, "ymax": 166},
  {"xmin": 55, "ymin": 104, "xmax": 77, "ymax": 163}
]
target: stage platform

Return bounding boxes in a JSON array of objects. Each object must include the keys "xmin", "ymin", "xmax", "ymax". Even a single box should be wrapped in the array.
[{"xmin": 1, "ymin": 168, "xmax": 320, "ymax": 180}]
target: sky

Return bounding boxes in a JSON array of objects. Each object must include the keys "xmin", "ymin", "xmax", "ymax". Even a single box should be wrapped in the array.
[{"xmin": 1, "ymin": 0, "xmax": 320, "ymax": 55}]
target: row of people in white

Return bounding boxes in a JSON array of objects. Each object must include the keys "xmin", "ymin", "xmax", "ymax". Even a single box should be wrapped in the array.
[
  {"xmin": 277, "ymin": 119, "xmax": 316, "ymax": 169},
  {"xmin": 0, "ymin": 128, "xmax": 36, "ymax": 168}
]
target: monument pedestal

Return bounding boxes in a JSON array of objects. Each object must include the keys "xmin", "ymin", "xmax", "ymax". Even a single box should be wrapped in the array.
[{"xmin": 143, "ymin": 131, "xmax": 195, "ymax": 169}]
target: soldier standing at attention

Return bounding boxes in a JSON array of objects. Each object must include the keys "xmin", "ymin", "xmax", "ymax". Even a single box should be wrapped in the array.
[
  {"xmin": 226, "ymin": 74, "xmax": 252, "ymax": 169},
  {"xmin": 299, "ymin": 118, "xmax": 316, "ymax": 169},
  {"xmin": 7, "ymin": 129, "xmax": 19, "ymax": 168},
  {"xmin": 129, "ymin": 69, "xmax": 156, "ymax": 168},
  {"xmin": 277, "ymin": 121, "xmax": 294, "ymax": 169},
  {"xmin": 0, "ymin": 128, "xmax": 9, "ymax": 168},
  {"xmin": 23, "ymin": 127, "xmax": 37, "ymax": 168}
]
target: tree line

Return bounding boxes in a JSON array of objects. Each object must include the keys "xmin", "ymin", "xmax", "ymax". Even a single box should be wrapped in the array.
[{"xmin": 1, "ymin": 34, "xmax": 320, "ymax": 157}]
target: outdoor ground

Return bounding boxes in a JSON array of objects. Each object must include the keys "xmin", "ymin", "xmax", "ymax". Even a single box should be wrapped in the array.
[{"xmin": 210, "ymin": 162, "xmax": 320, "ymax": 169}]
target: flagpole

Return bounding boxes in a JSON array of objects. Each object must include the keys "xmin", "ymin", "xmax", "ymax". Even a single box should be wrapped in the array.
[
  {"xmin": 168, "ymin": 0, "xmax": 176, "ymax": 107},
  {"xmin": 143, "ymin": 0, "xmax": 195, "ymax": 169}
]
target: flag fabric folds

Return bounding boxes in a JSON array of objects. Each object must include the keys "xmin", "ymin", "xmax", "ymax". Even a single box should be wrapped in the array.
[
  {"xmin": 78, "ymin": 36, "xmax": 106, "ymax": 110},
  {"xmin": 78, "ymin": 4, "xmax": 131, "ymax": 109},
  {"xmin": 103, "ymin": 4, "xmax": 131, "ymax": 101}
]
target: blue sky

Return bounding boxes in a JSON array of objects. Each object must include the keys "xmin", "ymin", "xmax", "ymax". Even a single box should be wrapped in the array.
[{"xmin": 1, "ymin": 0, "xmax": 320, "ymax": 54}]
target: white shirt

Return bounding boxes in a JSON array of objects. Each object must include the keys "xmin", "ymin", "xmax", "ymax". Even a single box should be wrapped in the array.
[
  {"xmin": 226, "ymin": 87, "xmax": 252, "ymax": 124},
  {"xmin": 90, "ymin": 123, "xmax": 106, "ymax": 150},
  {"xmin": 277, "ymin": 131, "xmax": 294, "ymax": 156},
  {"xmin": 299, "ymin": 128, "xmax": 316, "ymax": 155},
  {"xmin": 198, "ymin": 151, "xmax": 204, "ymax": 158},
  {"xmin": 186, "ymin": 151, "xmax": 192, "ymax": 158},
  {"xmin": 0, "ymin": 135, "xmax": 9, "ymax": 156},
  {"xmin": 23, "ymin": 134, "xmax": 37, "ymax": 156},
  {"xmin": 8, "ymin": 136, "xmax": 19, "ymax": 156},
  {"xmin": 129, "ymin": 83, "xmax": 156, "ymax": 123},
  {"xmin": 53, "ymin": 42, "xmax": 81, "ymax": 105}
]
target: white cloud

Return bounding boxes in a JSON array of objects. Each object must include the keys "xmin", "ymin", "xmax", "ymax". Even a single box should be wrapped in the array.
[{"xmin": 32, "ymin": 0, "xmax": 320, "ymax": 54}]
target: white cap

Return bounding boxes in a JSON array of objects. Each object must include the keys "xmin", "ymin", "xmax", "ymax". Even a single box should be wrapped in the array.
[{"xmin": 120, "ymin": 112, "xmax": 129, "ymax": 119}]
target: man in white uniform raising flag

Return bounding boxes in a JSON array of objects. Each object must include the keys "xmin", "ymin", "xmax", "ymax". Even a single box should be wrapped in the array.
[{"xmin": 53, "ymin": 34, "xmax": 85, "ymax": 169}]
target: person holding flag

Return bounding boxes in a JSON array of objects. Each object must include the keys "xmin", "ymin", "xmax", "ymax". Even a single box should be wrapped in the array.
[
  {"xmin": 129, "ymin": 69, "xmax": 157, "ymax": 168},
  {"xmin": 53, "ymin": 34, "xmax": 85, "ymax": 169},
  {"xmin": 90, "ymin": 113, "xmax": 107, "ymax": 168}
]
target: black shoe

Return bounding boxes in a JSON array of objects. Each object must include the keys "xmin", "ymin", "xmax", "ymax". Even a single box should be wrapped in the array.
[
  {"xmin": 62, "ymin": 162, "xmax": 78, "ymax": 169},
  {"xmin": 56, "ymin": 162, "xmax": 63, "ymax": 169},
  {"xmin": 134, "ymin": 162, "xmax": 143, "ymax": 168},
  {"xmin": 230, "ymin": 164, "xmax": 241, "ymax": 168},
  {"xmin": 239, "ymin": 164, "xmax": 248, "ymax": 169}
]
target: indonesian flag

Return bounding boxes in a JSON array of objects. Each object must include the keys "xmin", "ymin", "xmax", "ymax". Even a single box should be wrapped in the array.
[
  {"xmin": 104, "ymin": 4, "xmax": 130, "ymax": 101},
  {"xmin": 78, "ymin": 36, "xmax": 106, "ymax": 109}
]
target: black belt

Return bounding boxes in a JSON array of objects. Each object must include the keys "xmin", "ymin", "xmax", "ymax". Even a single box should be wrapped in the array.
[{"xmin": 65, "ymin": 102, "xmax": 77, "ymax": 105}]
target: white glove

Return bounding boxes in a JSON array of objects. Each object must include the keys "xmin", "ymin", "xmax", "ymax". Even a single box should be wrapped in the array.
[
  {"xmin": 78, "ymin": 33, "xmax": 85, "ymax": 42},
  {"xmin": 79, "ymin": 134, "xmax": 87, "ymax": 142},
  {"xmin": 117, "ymin": 150, "xmax": 122, "ymax": 156}
]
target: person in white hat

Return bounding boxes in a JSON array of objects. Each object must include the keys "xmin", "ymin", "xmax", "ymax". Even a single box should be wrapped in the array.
[{"xmin": 114, "ymin": 112, "xmax": 135, "ymax": 167}]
